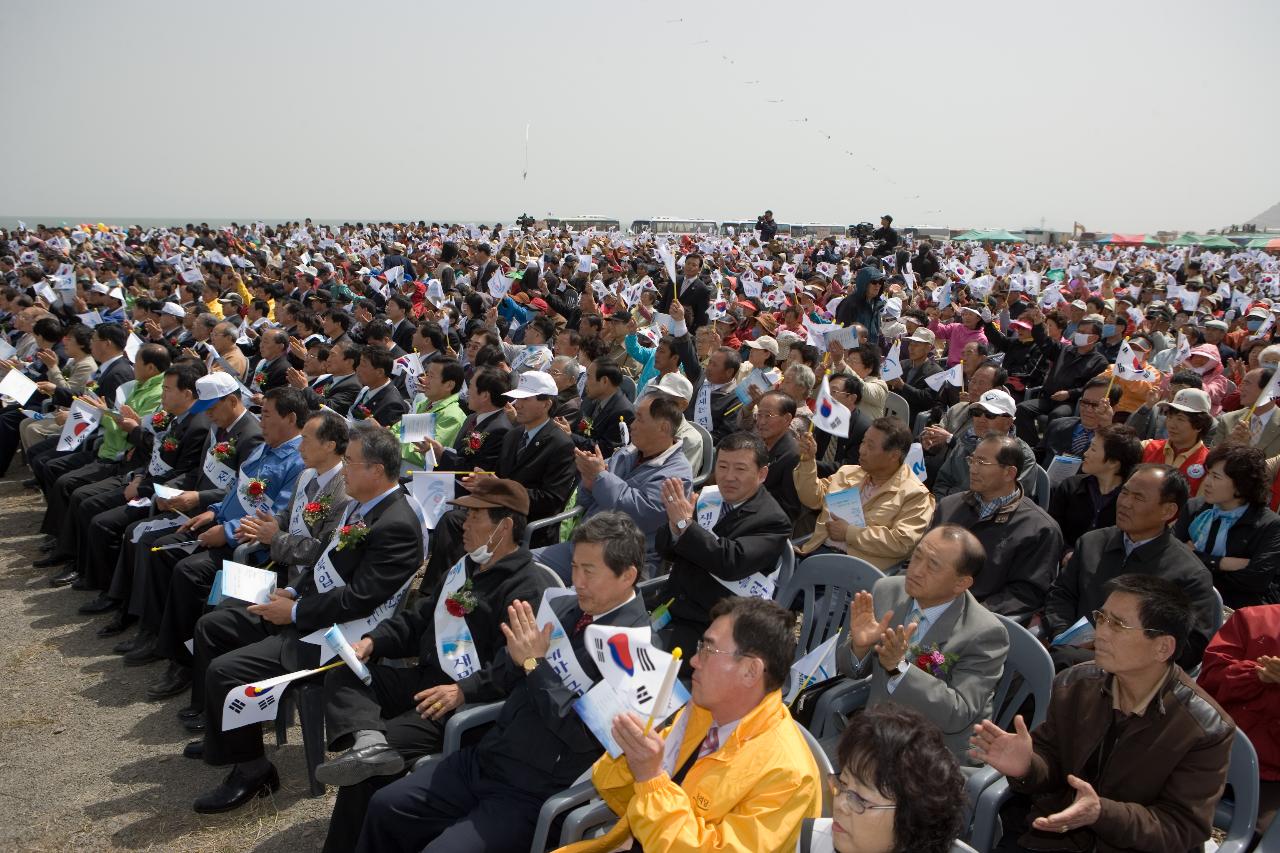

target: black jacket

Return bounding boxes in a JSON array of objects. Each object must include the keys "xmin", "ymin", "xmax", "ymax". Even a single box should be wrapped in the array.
[
  {"xmin": 1039, "ymin": 416, "xmax": 1091, "ymax": 467},
  {"xmin": 572, "ymin": 390, "xmax": 634, "ymax": 459},
  {"xmin": 658, "ymin": 486, "xmax": 792, "ymax": 631},
  {"xmin": 983, "ymin": 322, "xmax": 1047, "ymax": 392},
  {"xmin": 440, "ymin": 410, "xmax": 512, "ymax": 475},
  {"xmin": 1044, "ymin": 527, "xmax": 1217, "ymax": 672},
  {"xmin": 913, "ymin": 246, "xmax": 941, "ymax": 280},
  {"xmin": 895, "ymin": 357, "xmax": 944, "ymax": 422},
  {"xmin": 1048, "ymin": 473, "xmax": 1119, "ymax": 555},
  {"xmin": 367, "ymin": 548, "xmax": 555, "ymax": 703},
  {"xmin": 496, "ymin": 420, "xmax": 577, "ymax": 526},
  {"xmin": 675, "ymin": 334, "xmax": 741, "ymax": 442},
  {"xmin": 172, "ymin": 411, "xmax": 265, "ymax": 509},
  {"xmin": 54, "ymin": 353, "xmax": 133, "ymax": 408},
  {"xmin": 135, "ymin": 409, "xmax": 212, "ymax": 496},
  {"xmin": 347, "ymin": 382, "xmax": 407, "ymax": 427},
  {"xmin": 1174, "ymin": 499, "xmax": 1280, "ymax": 609},
  {"xmin": 389, "ymin": 318, "xmax": 416, "ymax": 354},
  {"xmin": 307, "ymin": 371, "xmax": 360, "ymax": 415},
  {"xmin": 762, "ymin": 430, "xmax": 802, "ymax": 521},
  {"xmin": 475, "ymin": 593, "xmax": 650, "ymax": 795},
  {"xmin": 1031, "ymin": 329, "xmax": 1109, "ymax": 406},
  {"xmin": 293, "ymin": 489, "xmax": 424, "ymax": 634},
  {"xmin": 251, "ymin": 354, "xmax": 291, "ymax": 392},
  {"xmin": 756, "ymin": 216, "xmax": 778, "ymax": 242},
  {"xmin": 658, "ymin": 275, "xmax": 711, "ymax": 333}
]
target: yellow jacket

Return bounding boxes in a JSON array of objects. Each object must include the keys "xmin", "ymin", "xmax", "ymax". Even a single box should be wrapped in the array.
[
  {"xmin": 794, "ymin": 457, "xmax": 934, "ymax": 568},
  {"xmin": 1097, "ymin": 363, "xmax": 1163, "ymax": 414},
  {"xmin": 554, "ymin": 690, "xmax": 820, "ymax": 853}
]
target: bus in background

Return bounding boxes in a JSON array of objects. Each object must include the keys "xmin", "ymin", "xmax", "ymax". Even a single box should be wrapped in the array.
[
  {"xmin": 629, "ymin": 217, "xmax": 718, "ymax": 236},
  {"xmin": 898, "ymin": 225, "xmax": 950, "ymax": 242},
  {"xmin": 545, "ymin": 215, "xmax": 621, "ymax": 232},
  {"xmin": 789, "ymin": 223, "xmax": 846, "ymax": 239},
  {"xmin": 719, "ymin": 220, "xmax": 793, "ymax": 237}
]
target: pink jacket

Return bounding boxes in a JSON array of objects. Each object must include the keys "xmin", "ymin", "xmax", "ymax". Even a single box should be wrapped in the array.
[
  {"xmin": 929, "ymin": 319, "xmax": 989, "ymax": 366},
  {"xmin": 1181, "ymin": 344, "xmax": 1230, "ymax": 415}
]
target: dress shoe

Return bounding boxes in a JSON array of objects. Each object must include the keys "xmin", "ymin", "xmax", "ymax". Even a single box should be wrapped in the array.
[
  {"xmin": 183, "ymin": 739, "xmax": 204, "ymax": 760},
  {"xmin": 97, "ymin": 612, "xmax": 136, "ymax": 638},
  {"xmin": 21, "ymin": 478, "xmax": 37, "ymax": 489},
  {"xmin": 182, "ymin": 713, "xmax": 206, "ymax": 733},
  {"xmin": 314, "ymin": 743, "xmax": 405, "ymax": 787},
  {"xmin": 79, "ymin": 594, "xmax": 119, "ymax": 615},
  {"xmin": 71, "ymin": 574, "xmax": 93, "ymax": 591},
  {"xmin": 114, "ymin": 627, "xmax": 153, "ymax": 655},
  {"xmin": 146, "ymin": 662, "xmax": 192, "ymax": 700},
  {"xmin": 193, "ymin": 764, "xmax": 280, "ymax": 814},
  {"xmin": 123, "ymin": 635, "xmax": 163, "ymax": 666},
  {"xmin": 177, "ymin": 705, "xmax": 203, "ymax": 721},
  {"xmin": 47, "ymin": 568, "xmax": 79, "ymax": 587},
  {"xmin": 36, "ymin": 554, "xmax": 71, "ymax": 570}
]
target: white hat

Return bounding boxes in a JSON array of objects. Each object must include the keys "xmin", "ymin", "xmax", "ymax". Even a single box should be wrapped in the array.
[
  {"xmin": 159, "ymin": 301, "xmax": 186, "ymax": 319},
  {"xmin": 650, "ymin": 372, "xmax": 694, "ymax": 401},
  {"xmin": 744, "ymin": 335, "xmax": 779, "ymax": 357},
  {"xmin": 973, "ymin": 389, "xmax": 1016, "ymax": 418},
  {"xmin": 1160, "ymin": 388, "xmax": 1212, "ymax": 415},
  {"xmin": 190, "ymin": 372, "xmax": 241, "ymax": 414},
  {"xmin": 503, "ymin": 371, "xmax": 557, "ymax": 399},
  {"xmin": 90, "ymin": 282, "xmax": 111, "ymax": 295},
  {"xmin": 904, "ymin": 327, "xmax": 937, "ymax": 346}
]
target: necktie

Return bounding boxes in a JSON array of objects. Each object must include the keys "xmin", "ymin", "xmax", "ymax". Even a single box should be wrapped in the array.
[
  {"xmin": 1251, "ymin": 415, "xmax": 1263, "ymax": 444},
  {"xmin": 216, "ymin": 427, "xmax": 229, "ymax": 443},
  {"xmin": 305, "ymin": 477, "xmax": 319, "ymax": 501},
  {"xmin": 1070, "ymin": 425, "xmax": 1092, "ymax": 457},
  {"xmin": 904, "ymin": 606, "xmax": 924, "ymax": 633},
  {"xmin": 698, "ymin": 726, "xmax": 720, "ymax": 759},
  {"xmin": 573, "ymin": 612, "xmax": 593, "ymax": 635},
  {"xmin": 522, "ymin": 430, "xmax": 534, "ymax": 452}
]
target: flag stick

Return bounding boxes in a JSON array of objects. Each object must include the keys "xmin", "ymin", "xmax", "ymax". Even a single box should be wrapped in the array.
[
  {"xmin": 307, "ymin": 660, "xmax": 347, "ymax": 677},
  {"xmin": 788, "ymin": 652, "xmax": 830, "ymax": 710},
  {"xmin": 150, "ymin": 540, "xmax": 199, "ymax": 552},
  {"xmin": 643, "ymin": 647, "xmax": 683, "ymax": 735}
]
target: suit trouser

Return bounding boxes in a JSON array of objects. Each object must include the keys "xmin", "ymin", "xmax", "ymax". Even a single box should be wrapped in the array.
[
  {"xmin": 355, "ymin": 747, "xmax": 545, "ymax": 853},
  {"xmin": 29, "ymin": 436, "xmax": 85, "ymax": 493},
  {"xmin": 155, "ymin": 543, "xmax": 234, "ymax": 666},
  {"xmin": 0, "ymin": 405, "xmax": 27, "ymax": 474},
  {"xmin": 47, "ymin": 472, "xmax": 126, "ymax": 559},
  {"xmin": 1014, "ymin": 398, "xmax": 1073, "ymax": 446},
  {"xmin": 40, "ymin": 457, "xmax": 118, "ymax": 536},
  {"xmin": 19, "ymin": 415, "xmax": 60, "ymax": 455},
  {"xmin": 84, "ymin": 502, "xmax": 151, "ymax": 591},
  {"xmin": 196, "ymin": 605, "xmax": 319, "ymax": 766},
  {"xmin": 321, "ymin": 664, "xmax": 446, "ymax": 853}
]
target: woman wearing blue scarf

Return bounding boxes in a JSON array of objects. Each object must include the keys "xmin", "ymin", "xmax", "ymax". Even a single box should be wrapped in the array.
[{"xmin": 1174, "ymin": 443, "xmax": 1280, "ymax": 609}]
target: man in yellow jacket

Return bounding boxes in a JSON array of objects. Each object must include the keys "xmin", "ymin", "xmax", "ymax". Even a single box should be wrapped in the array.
[
  {"xmin": 556, "ymin": 597, "xmax": 821, "ymax": 853},
  {"xmin": 794, "ymin": 416, "xmax": 935, "ymax": 569}
]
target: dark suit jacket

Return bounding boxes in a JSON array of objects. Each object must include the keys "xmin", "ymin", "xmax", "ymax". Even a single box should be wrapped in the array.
[
  {"xmin": 307, "ymin": 372, "xmax": 360, "ymax": 415},
  {"xmin": 348, "ymin": 382, "xmax": 407, "ymax": 427},
  {"xmin": 270, "ymin": 467, "xmax": 350, "ymax": 581},
  {"xmin": 440, "ymin": 410, "xmax": 513, "ymax": 474},
  {"xmin": 476, "ymin": 593, "xmax": 650, "ymax": 795},
  {"xmin": 135, "ymin": 409, "xmax": 212, "ymax": 496},
  {"xmin": 658, "ymin": 275, "xmax": 711, "ymax": 332},
  {"xmin": 1174, "ymin": 500, "xmax": 1280, "ymax": 609},
  {"xmin": 171, "ymin": 411, "xmax": 265, "ymax": 509},
  {"xmin": 54, "ymin": 353, "xmax": 133, "ymax": 408},
  {"xmin": 896, "ymin": 358, "xmax": 944, "ymax": 421},
  {"xmin": 816, "ymin": 408, "xmax": 872, "ymax": 476},
  {"xmin": 251, "ymin": 354, "xmax": 290, "ymax": 392},
  {"xmin": 293, "ymin": 489, "xmax": 424, "ymax": 633},
  {"xmin": 1039, "ymin": 416, "xmax": 1088, "ymax": 467},
  {"xmin": 763, "ymin": 430, "xmax": 802, "ymax": 520},
  {"xmin": 572, "ymin": 390, "xmax": 635, "ymax": 459},
  {"xmin": 390, "ymin": 318, "xmax": 416, "ymax": 354},
  {"xmin": 496, "ymin": 421, "xmax": 576, "ymax": 528},
  {"xmin": 658, "ymin": 486, "xmax": 792, "ymax": 630},
  {"xmin": 366, "ymin": 548, "xmax": 555, "ymax": 703},
  {"xmin": 674, "ymin": 333, "xmax": 741, "ymax": 442}
]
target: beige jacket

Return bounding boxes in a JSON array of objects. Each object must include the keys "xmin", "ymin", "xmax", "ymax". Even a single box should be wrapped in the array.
[{"xmin": 794, "ymin": 457, "xmax": 934, "ymax": 568}]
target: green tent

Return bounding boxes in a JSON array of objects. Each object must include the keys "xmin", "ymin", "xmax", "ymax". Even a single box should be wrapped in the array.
[
  {"xmin": 1169, "ymin": 233, "xmax": 1200, "ymax": 246},
  {"xmin": 975, "ymin": 229, "xmax": 1024, "ymax": 243},
  {"xmin": 950, "ymin": 230, "xmax": 981, "ymax": 241},
  {"xmin": 1196, "ymin": 234, "xmax": 1236, "ymax": 249}
]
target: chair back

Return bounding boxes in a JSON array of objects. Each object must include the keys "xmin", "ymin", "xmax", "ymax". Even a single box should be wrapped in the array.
[
  {"xmin": 778, "ymin": 554, "xmax": 884, "ymax": 658},
  {"xmin": 913, "ymin": 409, "xmax": 932, "ymax": 438},
  {"xmin": 689, "ymin": 421, "xmax": 715, "ymax": 488},
  {"xmin": 1212, "ymin": 728, "xmax": 1259, "ymax": 853},
  {"xmin": 1211, "ymin": 587, "xmax": 1225, "ymax": 633},
  {"xmin": 796, "ymin": 721, "xmax": 834, "ymax": 816},
  {"xmin": 990, "ymin": 614, "xmax": 1055, "ymax": 730},
  {"xmin": 884, "ymin": 391, "xmax": 909, "ymax": 426},
  {"xmin": 1031, "ymin": 465, "xmax": 1051, "ymax": 510},
  {"xmin": 534, "ymin": 562, "xmax": 565, "ymax": 589}
]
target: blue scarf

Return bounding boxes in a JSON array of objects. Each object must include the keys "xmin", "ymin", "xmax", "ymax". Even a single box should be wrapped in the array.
[{"xmin": 1188, "ymin": 504, "xmax": 1248, "ymax": 558}]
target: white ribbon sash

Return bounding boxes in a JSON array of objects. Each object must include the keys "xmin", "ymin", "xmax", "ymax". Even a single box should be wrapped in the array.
[
  {"xmin": 694, "ymin": 382, "xmax": 713, "ymax": 429},
  {"xmin": 233, "ymin": 446, "xmax": 274, "ymax": 513},
  {"xmin": 696, "ymin": 486, "xmax": 778, "ymax": 599},
  {"xmin": 433, "ymin": 558, "xmax": 480, "ymax": 682},
  {"xmin": 201, "ymin": 427, "xmax": 237, "ymax": 491},
  {"xmin": 537, "ymin": 588, "xmax": 593, "ymax": 696},
  {"xmin": 288, "ymin": 469, "xmax": 317, "ymax": 538},
  {"xmin": 147, "ymin": 415, "xmax": 175, "ymax": 478}
]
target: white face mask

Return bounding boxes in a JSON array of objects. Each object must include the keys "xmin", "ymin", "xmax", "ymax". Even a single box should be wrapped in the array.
[
  {"xmin": 467, "ymin": 522, "xmax": 504, "ymax": 565},
  {"xmin": 1194, "ymin": 363, "xmax": 1213, "ymax": 375},
  {"xmin": 1072, "ymin": 332, "xmax": 1093, "ymax": 347}
]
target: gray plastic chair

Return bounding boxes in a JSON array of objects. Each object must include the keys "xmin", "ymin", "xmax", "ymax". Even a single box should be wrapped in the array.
[
  {"xmin": 533, "ymin": 561, "xmax": 566, "ymax": 589},
  {"xmin": 521, "ymin": 504, "xmax": 585, "ymax": 549},
  {"xmin": 884, "ymin": 391, "xmax": 910, "ymax": 426},
  {"xmin": 776, "ymin": 554, "xmax": 885, "ymax": 659},
  {"xmin": 1032, "ymin": 464, "xmax": 1051, "ymax": 510},
  {"xmin": 689, "ymin": 421, "xmax": 714, "ymax": 489},
  {"xmin": 913, "ymin": 409, "xmax": 932, "ymax": 438}
]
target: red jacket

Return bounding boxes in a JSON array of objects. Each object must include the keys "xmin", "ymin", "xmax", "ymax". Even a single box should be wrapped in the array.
[{"xmin": 1198, "ymin": 605, "xmax": 1280, "ymax": 780}]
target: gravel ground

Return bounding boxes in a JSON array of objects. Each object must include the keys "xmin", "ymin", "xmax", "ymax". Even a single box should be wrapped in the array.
[{"xmin": 0, "ymin": 476, "xmax": 335, "ymax": 852}]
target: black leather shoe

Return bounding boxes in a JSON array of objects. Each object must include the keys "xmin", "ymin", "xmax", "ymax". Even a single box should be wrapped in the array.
[
  {"xmin": 183, "ymin": 739, "xmax": 204, "ymax": 760},
  {"xmin": 79, "ymin": 594, "xmax": 119, "ymax": 615},
  {"xmin": 21, "ymin": 478, "xmax": 37, "ymax": 489},
  {"xmin": 177, "ymin": 705, "xmax": 202, "ymax": 721},
  {"xmin": 38, "ymin": 555, "xmax": 71, "ymax": 570},
  {"xmin": 97, "ymin": 612, "xmax": 136, "ymax": 638},
  {"xmin": 47, "ymin": 567, "xmax": 79, "ymax": 587},
  {"xmin": 146, "ymin": 663, "xmax": 192, "ymax": 700},
  {"xmin": 114, "ymin": 628, "xmax": 153, "ymax": 655},
  {"xmin": 193, "ymin": 764, "xmax": 280, "ymax": 814},
  {"xmin": 182, "ymin": 713, "xmax": 206, "ymax": 733},
  {"xmin": 71, "ymin": 574, "xmax": 93, "ymax": 591},
  {"xmin": 123, "ymin": 634, "xmax": 163, "ymax": 666},
  {"xmin": 314, "ymin": 743, "xmax": 405, "ymax": 787}
]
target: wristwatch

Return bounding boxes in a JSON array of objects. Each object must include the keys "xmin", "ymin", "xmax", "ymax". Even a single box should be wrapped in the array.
[
  {"xmin": 522, "ymin": 656, "xmax": 540, "ymax": 675},
  {"xmin": 675, "ymin": 518, "xmax": 689, "ymax": 530},
  {"xmin": 882, "ymin": 656, "xmax": 906, "ymax": 677}
]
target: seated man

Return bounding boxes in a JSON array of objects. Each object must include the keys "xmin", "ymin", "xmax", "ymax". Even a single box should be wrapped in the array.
[
  {"xmin": 837, "ymin": 525, "xmax": 1009, "ymax": 760},
  {"xmin": 972, "ymin": 574, "xmax": 1235, "ymax": 853},
  {"xmin": 317, "ymin": 479, "xmax": 555, "ymax": 853},
  {"xmin": 930, "ymin": 434, "xmax": 1064, "ymax": 623},
  {"xmin": 399, "ymin": 357, "xmax": 466, "ymax": 472},
  {"xmin": 1038, "ymin": 376, "xmax": 1121, "ymax": 466},
  {"xmin": 653, "ymin": 432, "xmax": 792, "ymax": 657},
  {"xmin": 186, "ymin": 422, "xmax": 425, "ymax": 812},
  {"xmin": 534, "ymin": 394, "xmax": 692, "ymax": 582},
  {"xmin": 813, "ymin": 372, "xmax": 872, "ymax": 474},
  {"xmin": 753, "ymin": 390, "xmax": 802, "ymax": 522},
  {"xmin": 417, "ymin": 366, "xmax": 513, "ymax": 477},
  {"xmin": 556, "ymin": 597, "xmax": 822, "ymax": 853},
  {"xmin": 645, "ymin": 372, "xmax": 705, "ymax": 475},
  {"xmin": 355, "ymin": 511, "xmax": 651, "ymax": 853},
  {"xmin": 931, "ymin": 389, "xmax": 1037, "ymax": 498},
  {"xmin": 1043, "ymin": 464, "xmax": 1219, "ymax": 672},
  {"xmin": 562, "ymin": 357, "xmax": 634, "ymax": 459},
  {"xmin": 346, "ymin": 345, "xmax": 407, "ymax": 427},
  {"xmin": 795, "ymin": 416, "xmax": 934, "ymax": 570}
]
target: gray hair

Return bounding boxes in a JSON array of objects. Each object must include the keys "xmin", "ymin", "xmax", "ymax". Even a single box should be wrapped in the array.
[
  {"xmin": 349, "ymin": 421, "xmax": 401, "ymax": 481},
  {"xmin": 196, "ymin": 312, "xmax": 220, "ymax": 330},
  {"xmin": 784, "ymin": 363, "xmax": 817, "ymax": 398},
  {"xmin": 570, "ymin": 511, "xmax": 644, "ymax": 581},
  {"xmin": 550, "ymin": 355, "xmax": 581, "ymax": 379}
]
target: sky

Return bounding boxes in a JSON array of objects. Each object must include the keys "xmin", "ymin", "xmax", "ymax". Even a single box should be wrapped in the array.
[{"xmin": 2, "ymin": 0, "xmax": 1277, "ymax": 234}]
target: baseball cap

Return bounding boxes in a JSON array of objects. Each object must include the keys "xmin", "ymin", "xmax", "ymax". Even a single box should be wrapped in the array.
[
  {"xmin": 650, "ymin": 372, "xmax": 693, "ymax": 401},
  {"xmin": 529, "ymin": 297, "xmax": 550, "ymax": 313},
  {"xmin": 159, "ymin": 302, "xmax": 186, "ymax": 319},
  {"xmin": 904, "ymin": 328, "xmax": 936, "ymax": 346},
  {"xmin": 1160, "ymin": 388, "xmax": 1212, "ymax": 415},
  {"xmin": 972, "ymin": 389, "xmax": 1016, "ymax": 417},
  {"xmin": 744, "ymin": 335, "xmax": 779, "ymax": 357},
  {"xmin": 449, "ymin": 477, "xmax": 530, "ymax": 516},
  {"xmin": 1204, "ymin": 319, "xmax": 1228, "ymax": 332},
  {"xmin": 189, "ymin": 372, "xmax": 240, "ymax": 414},
  {"xmin": 503, "ymin": 371, "xmax": 557, "ymax": 399}
]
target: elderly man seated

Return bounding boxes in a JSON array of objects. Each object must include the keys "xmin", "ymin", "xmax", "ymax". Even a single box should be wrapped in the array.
[
  {"xmin": 794, "ymin": 416, "xmax": 934, "ymax": 570},
  {"xmin": 930, "ymin": 434, "xmax": 1064, "ymax": 623},
  {"xmin": 972, "ymin": 574, "xmax": 1235, "ymax": 853},
  {"xmin": 931, "ymin": 389, "xmax": 1037, "ymax": 498},
  {"xmin": 555, "ymin": 596, "xmax": 822, "ymax": 853},
  {"xmin": 533, "ymin": 394, "xmax": 693, "ymax": 582}
]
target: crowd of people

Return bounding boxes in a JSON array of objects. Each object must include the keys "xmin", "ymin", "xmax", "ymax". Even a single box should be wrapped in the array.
[{"xmin": 1, "ymin": 213, "xmax": 1278, "ymax": 852}]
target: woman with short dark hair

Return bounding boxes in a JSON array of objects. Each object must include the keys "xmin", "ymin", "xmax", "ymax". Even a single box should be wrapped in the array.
[
  {"xmin": 796, "ymin": 705, "xmax": 967, "ymax": 853},
  {"xmin": 1049, "ymin": 424, "xmax": 1143, "ymax": 554},
  {"xmin": 1174, "ymin": 443, "xmax": 1280, "ymax": 608}
]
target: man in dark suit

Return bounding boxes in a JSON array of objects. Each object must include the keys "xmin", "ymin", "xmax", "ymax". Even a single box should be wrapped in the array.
[
  {"xmin": 565, "ymin": 357, "xmax": 634, "ymax": 459},
  {"xmin": 316, "ymin": 479, "xmax": 555, "ymax": 852},
  {"xmin": 653, "ymin": 431, "xmax": 792, "ymax": 661},
  {"xmin": 754, "ymin": 390, "xmax": 802, "ymax": 521},
  {"xmin": 354, "ymin": 511, "xmax": 651, "ymax": 853},
  {"xmin": 184, "ymin": 422, "xmax": 425, "ymax": 813},
  {"xmin": 657, "ymin": 252, "xmax": 711, "ymax": 332},
  {"xmin": 815, "ymin": 373, "xmax": 873, "ymax": 475},
  {"xmin": 386, "ymin": 295, "xmax": 417, "ymax": 353},
  {"xmin": 678, "ymin": 338, "xmax": 743, "ymax": 443},
  {"xmin": 419, "ymin": 366, "xmax": 513, "ymax": 476},
  {"xmin": 346, "ymin": 346, "xmax": 407, "ymax": 427},
  {"xmin": 299, "ymin": 344, "xmax": 361, "ymax": 415},
  {"xmin": 248, "ymin": 328, "xmax": 291, "ymax": 394},
  {"xmin": 1037, "ymin": 376, "xmax": 1118, "ymax": 467}
]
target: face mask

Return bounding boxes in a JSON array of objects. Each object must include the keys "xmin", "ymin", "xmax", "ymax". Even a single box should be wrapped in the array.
[
  {"xmin": 1073, "ymin": 332, "xmax": 1093, "ymax": 347},
  {"xmin": 1247, "ymin": 318, "xmax": 1264, "ymax": 332},
  {"xmin": 467, "ymin": 523, "xmax": 503, "ymax": 565},
  {"xmin": 1194, "ymin": 363, "xmax": 1213, "ymax": 375},
  {"xmin": 1101, "ymin": 324, "xmax": 1116, "ymax": 338}
]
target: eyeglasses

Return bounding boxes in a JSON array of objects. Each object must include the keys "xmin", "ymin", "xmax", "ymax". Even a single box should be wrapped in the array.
[
  {"xmin": 966, "ymin": 455, "xmax": 1004, "ymax": 467},
  {"xmin": 1079, "ymin": 399, "xmax": 1106, "ymax": 409},
  {"xmin": 694, "ymin": 639, "xmax": 747, "ymax": 660},
  {"xmin": 1091, "ymin": 609, "xmax": 1161, "ymax": 637},
  {"xmin": 968, "ymin": 407, "xmax": 1002, "ymax": 419},
  {"xmin": 827, "ymin": 775, "xmax": 897, "ymax": 815}
]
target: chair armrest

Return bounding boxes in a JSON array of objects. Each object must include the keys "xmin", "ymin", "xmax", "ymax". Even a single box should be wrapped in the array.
[
  {"xmin": 966, "ymin": 776, "xmax": 1011, "ymax": 850},
  {"xmin": 529, "ymin": 779, "xmax": 601, "ymax": 852},
  {"xmin": 232, "ymin": 542, "xmax": 259, "ymax": 565},
  {"xmin": 442, "ymin": 700, "xmax": 504, "ymax": 754},
  {"xmin": 521, "ymin": 505, "xmax": 586, "ymax": 547},
  {"xmin": 561, "ymin": 797, "xmax": 620, "ymax": 846},
  {"xmin": 808, "ymin": 676, "xmax": 871, "ymax": 740}
]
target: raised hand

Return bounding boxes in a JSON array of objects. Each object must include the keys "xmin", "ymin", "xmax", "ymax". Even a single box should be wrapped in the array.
[{"xmin": 969, "ymin": 714, "xmax": 1033, "ymax": 778}]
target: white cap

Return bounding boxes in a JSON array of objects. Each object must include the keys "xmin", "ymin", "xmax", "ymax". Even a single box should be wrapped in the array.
[
  {"xmin": 744, "ymin": 335, "xmax": 779, "ymax": 356},
  {"xmin": 159, "ymin": 301, "xmax": 186, "ymax": 319},
  {"xmin": 973, "ymin": 389, "xmax": 1016, "ymax": 417},
  {"xmin": 503, "ymin": 371, "xmax": 558, "ymax": 399},
  {"xmin": 650, "ymin": 372, "xmax": 694, "ymax": 401},
  {"xmin": 1161, "ymin": 388, "xmax": 1212, "ymax": 415},
  {"xmin": 90, "ymin": 282, "xmax": 110, "ymax": 295},
  {"xmin": 190, "ymin": 372, "xmax": 241, "ymax": 413}
]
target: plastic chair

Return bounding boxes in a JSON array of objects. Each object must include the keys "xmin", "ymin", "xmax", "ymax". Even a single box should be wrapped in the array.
[
  {"xmin": 689, "ymin": 421, "xmax": 714, "ymax": 489},
  {"xmin": 521, "ymin": 505, "xmax": 585, "ymax": 549},
  {"xmin": 772, "ymin": 546, "xmax": 796, "ymax": 603},
  {"xmin": 533, "ymin": 561, "xmax": 566, "ymax": 589},
  {"xmin": 776, "ymin": 554, "xmax": 885, "ymax": 658},
  {"xmin": 272, "ymin": 680, "xmax": 328, "ymax": 797},
  {"xmin": 884, "ymin": 391, "xmax": 910, "ymax": 426},
  {"xmin": 1212, "ymin": 729, "xmax": 1260, "ymax": 853},
  {"xmin": 1031, "ymin": 464, "xmax": 1051, "ymax": 510},
  {"xmin": 411, "ymin": 700, "xmax": 506, "ymax": 772},
  {"xmin": 913, "ymin": 410, "xmax": 932, "ymax": 438},
  {"xmin": 620, "ymin": 374, "xmax": 637, "ymax": 402}
]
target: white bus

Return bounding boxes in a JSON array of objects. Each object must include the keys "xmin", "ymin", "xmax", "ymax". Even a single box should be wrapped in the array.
[
  {"xmin": 719, "ymin": 220, "xmax": 793, "ymax": 237},
  {"xmin": 629, "ymin": 217, "xmax": 719, "ymax": 236},
  {"xmin": 789, "ymin": 223, "xmax": 846, "ymax": 239},
  {"xmin": 545, "ymin": 215, "xmax": 621, "ymax": 232}
]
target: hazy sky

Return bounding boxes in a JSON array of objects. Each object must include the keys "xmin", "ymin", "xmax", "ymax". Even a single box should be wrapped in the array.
[{"xmin": 3, "ymin": 0, "xmax": 1277, "ymax": 233}]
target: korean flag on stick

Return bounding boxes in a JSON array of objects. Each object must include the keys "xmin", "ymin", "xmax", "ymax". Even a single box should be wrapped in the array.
[
  {"xmin": 880, "ymin": 341, "xmax": 904, "ymax": 382},
  {"xmin": 924, "ymin": 363, "xmax": 965, "ymax": 392},
  {"xmin": 57, "ymin": 399, "xmax": 102, "ymax": 451},
  {"xmin": 812, "ymin": 375, "xmax": 851, "ymax": 438},
  {"xmin": 784, "ymin": 634, "xmax": 840, "ymax": 704}
]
